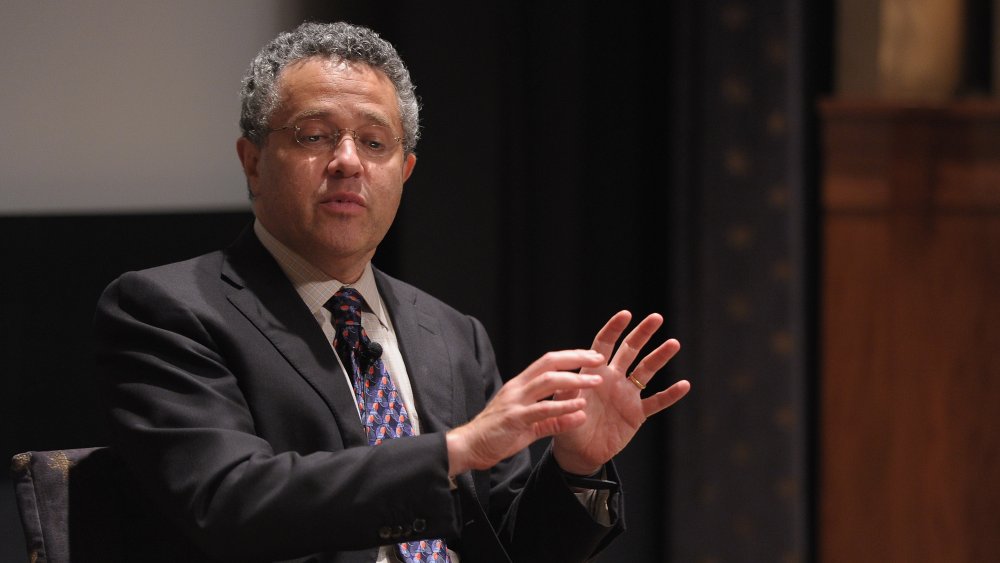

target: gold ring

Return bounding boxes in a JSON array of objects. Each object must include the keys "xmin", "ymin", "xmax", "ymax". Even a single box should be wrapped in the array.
[{"xmin": 628, "ymin": 374, "xmax": 646, "ymax": 390}]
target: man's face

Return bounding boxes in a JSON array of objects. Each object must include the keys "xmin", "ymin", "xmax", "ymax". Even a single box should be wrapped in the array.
[{"xmin": 237, "ymin": 57, "xmax": 416, "ymax": 281}]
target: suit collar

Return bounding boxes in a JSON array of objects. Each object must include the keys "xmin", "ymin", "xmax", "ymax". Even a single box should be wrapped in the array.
[
  {"xmin": 221, "ymin": 225, "xmax": 368, "ymax": 447},
  {"xmin": 220, "ymin": 225, "xmax": 460, "ymax": 443},
  {"xmin": 223, "ymin": 227, "xmax": 486, "ymax": 528}
]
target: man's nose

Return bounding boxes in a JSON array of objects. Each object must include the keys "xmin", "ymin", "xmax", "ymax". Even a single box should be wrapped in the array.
[{"xmin": 326, "ymin": 135, "xmax": 364, "ymax": 177}]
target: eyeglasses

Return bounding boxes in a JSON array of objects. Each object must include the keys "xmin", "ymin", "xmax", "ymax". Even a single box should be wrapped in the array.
[{"xmin": 269, "ymin": 119, "xmax": 403, "ymax": 160}]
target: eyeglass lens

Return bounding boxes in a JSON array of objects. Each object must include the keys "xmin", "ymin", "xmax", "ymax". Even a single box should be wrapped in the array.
[{"xmin": 293, "ymin": 119, "xmax": 399, "ymax": 158}]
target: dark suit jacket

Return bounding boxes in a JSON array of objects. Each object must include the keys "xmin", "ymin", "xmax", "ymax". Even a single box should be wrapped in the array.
[{"xmin": 93, "ymin": 226, "xmax": 623, "ymax": 563}]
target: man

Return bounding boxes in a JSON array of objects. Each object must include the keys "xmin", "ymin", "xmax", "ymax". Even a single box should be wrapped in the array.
[{"xmin": 94, "ymin": 21, "xmax": 690, "ymax": 563}]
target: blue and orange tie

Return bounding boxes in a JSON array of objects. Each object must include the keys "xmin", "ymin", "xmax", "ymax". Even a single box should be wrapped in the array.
[{"xmin": 326, "ymin": 288, "xmax": 451, "ymax": 563}]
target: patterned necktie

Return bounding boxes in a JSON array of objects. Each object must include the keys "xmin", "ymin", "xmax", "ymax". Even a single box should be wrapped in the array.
[{"xmin": 326, "ymin": 288, "xmax": 451, "ymax": 563}]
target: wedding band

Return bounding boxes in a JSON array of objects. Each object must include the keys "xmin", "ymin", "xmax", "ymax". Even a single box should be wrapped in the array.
[{"xmin": 628, "ymin": 374, "xmax": 646, "ymax": 390}]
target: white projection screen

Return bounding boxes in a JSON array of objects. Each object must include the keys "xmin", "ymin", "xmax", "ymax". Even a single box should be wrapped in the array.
[{"xmin": 0, "ymin": 1, "xmax": 306, "ymax": 214}]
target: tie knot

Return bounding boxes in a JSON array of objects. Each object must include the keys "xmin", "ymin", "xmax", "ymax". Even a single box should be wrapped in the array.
[{"xmin": 326, "ymin": 287, "xmax": 365, "ymax": 328}]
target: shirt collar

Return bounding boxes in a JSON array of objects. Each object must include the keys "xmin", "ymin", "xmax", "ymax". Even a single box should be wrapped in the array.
[{"xmin": 253, "ymin": 219, "xmax": 387, "ymax": 326}]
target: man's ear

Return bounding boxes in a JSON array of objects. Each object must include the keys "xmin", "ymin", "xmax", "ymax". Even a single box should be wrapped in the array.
[
  {"xmin": 402, "ymin": 152, "xmax": 417, "ymax": 183},
  {"xmin": 236, "ymin": 137, "xmax": 261, "ymax": 195}
]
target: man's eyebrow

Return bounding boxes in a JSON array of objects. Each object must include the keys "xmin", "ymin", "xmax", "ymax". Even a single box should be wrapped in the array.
[
  {"xmin": 359, "ymin": 110, "xmax": 393, "ymax": 128},
  {"xmin": 291, "ymin": 109, "xmax": 394, "ymax": 128},
  {"xmin": 286, "ymin": 109, "xmax": 332, "ymax": 123}
]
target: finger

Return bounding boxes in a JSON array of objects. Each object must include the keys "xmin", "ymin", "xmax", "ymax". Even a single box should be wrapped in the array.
[
  {"xmin": 589, "ymin": 311, "xmax": 632, "ymax": 359},
  {"xmin": 519, "ymin": 371, "xmax": 601, "ymax": 402},
  {"xmin": 515, "ymin": 349, "xmax": 606, "ymax": 385},
  {"xmin": 550, "ymin": 386, "xmax": 582, "ymax": 402},
  {"xmin": 629, "ymin": 338, "xmax": 681, "ymax": 387},
  {"xmin": 533, "ymin": 410, "xmax": 588, "ymax": 438},
  {"xmin": 522, "ymin": 396, "xmax": 588, "ymax": 423},
  {"xmin": 642, "ymin": 379, "xmax": 691, "ymax": 418},
  {"xmin": 608, "ymin": 313, "xmax": 664, "ymax": 375}
]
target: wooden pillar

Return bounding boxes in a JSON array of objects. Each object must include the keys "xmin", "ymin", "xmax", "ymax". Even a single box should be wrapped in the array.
[{"xmin": 819, "ymin": 99, "xmax": 1000, "ymax": 562}]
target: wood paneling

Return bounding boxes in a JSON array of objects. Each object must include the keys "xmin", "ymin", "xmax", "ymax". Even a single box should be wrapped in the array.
[{"xmin": 819, "ymin": 99, "xmax": 1000, "ymax": 562}]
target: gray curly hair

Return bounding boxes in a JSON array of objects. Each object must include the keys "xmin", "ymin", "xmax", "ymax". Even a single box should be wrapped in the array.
[{"xmin": 239, "ymin": 21, "xmax": 420, "ymax": 154}]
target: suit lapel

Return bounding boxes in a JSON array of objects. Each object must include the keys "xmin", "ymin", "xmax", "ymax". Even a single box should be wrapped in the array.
[
  {"xmin": 220, "ymin": 226, "xmax": 367, "ymax": 448},
  {"xmin": 377, "ymin": 271, "xmax": 510, "ymax": 553},
  {"xmin": 374, "ymin": 269, "xmax": 458, "ymax": 432},
  {"xmin": 214, "ymin": 230, "xmax": 460, "ymax": 447}
]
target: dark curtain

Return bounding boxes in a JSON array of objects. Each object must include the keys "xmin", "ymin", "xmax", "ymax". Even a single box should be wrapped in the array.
[
  {"xmin": 665, "ymin": 2, "xmax": 828, "ymax": 562},
  {"xmin": 318, "ymin": 1, "xmax": 831, "ymax": 561}
]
